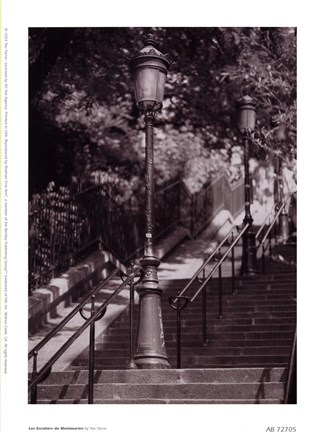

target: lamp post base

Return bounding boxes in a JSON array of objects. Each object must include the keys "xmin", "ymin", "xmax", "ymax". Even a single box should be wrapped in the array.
[
  {"xmin": 134, "ymin": 257, "xmax": 170, "ymax": 369},
  {"xmin": 241, "ymin": 229, "xmax": 259, "ymax": 276},
  {"xmin": 134, "ymin": 290, "xmax": 170, "ymax": 369},
  {"xmin": 135, "ymin": 356, "xmax": 171, "ymax": 369}
]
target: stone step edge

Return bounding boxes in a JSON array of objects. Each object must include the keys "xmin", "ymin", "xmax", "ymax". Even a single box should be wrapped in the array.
[
  {"xmin": 33, "ymin": 398, "xmax": 283, "ymax": 404},
  {"xmin": 29, "ymin": 367, "xmax": 286, "ymax": 384}
]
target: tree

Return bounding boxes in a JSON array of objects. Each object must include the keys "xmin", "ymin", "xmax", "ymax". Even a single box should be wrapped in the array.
[{"xmin": 29, "ymin": 27, "xmax": 296, "ymax": 195}]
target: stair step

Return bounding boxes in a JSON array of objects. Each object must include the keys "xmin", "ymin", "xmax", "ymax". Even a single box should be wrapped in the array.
[
  {"xmin": 37, "ymin": 367, "xmax": 286, "ymax": 385},
  {"xmin": 101, "ymin": 330, "xmax": 294, "ymax": 344},
  {"xmin": 158, "ymin": 313, "xmax": 297, "ymax": 322},
  {"xmin": 160, "ymin": 306, "xmax": 296, "ymax": 317},
  {"xmin": 96, "ymin": 338, "xmax": 294, "ymax": 350},
  {"xmin": 71, "ymin": 363, "xmax": 289, "ymax": 370},
  {"xmin": 83, "ymin": 346, "xmax": 292, "ymax": 360},
  {"xmin": 29, "ymin": 242, "xmax": 296, "ymax": 405},
  {"xmin": 160, "ymin": 274, "xmax": 296, "ymax": 285},
  {"xmin": 106, "ymin": 324, "xmax": 295, "ymax": 336},
  {"xmin": 162, "ymin": 279, "xmax": 296, "ymax": 287},
  {"xmin": 74, "ymin": 353, "xmax": 290, "ymax": 367},
  {"xmin": 163, "ymin": 285, "xmax": 296, "ymax": 294},
  {"xmin": 35, "ymin": 398, "xmax": 283, "ymax": 404},
  {"xmin": 36, "ymin": 381, "xmax": 285, "ymax": 400},
  {"xmin": 110, "ymin": 317, "xmax": 296, "ymax": 329}
]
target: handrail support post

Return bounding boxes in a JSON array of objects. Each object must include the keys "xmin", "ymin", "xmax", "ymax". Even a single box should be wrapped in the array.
[
  {"xmin": 218, "ymin": 261, "xmax": 223, "ymax": 319},
  {"xmin": 202, "ymin": 269, "xmax": 207, "ymax": 346},
  {"xmin": 128, "ymin": 263, "xmax": 138, "ymax": 369},
  {"xmin": 30, "ymin": 351, "xmax": 38, "ymax": 404},
  {"xmin": 231, "ymin": 232, "xmax": 235, "ymax": 294},
  {"xmin": 177, "ymin": 297, "xmax": 182, "ymax": 369},
  {"xmin": 88, "ymin": 294, "xmax": 96, "ymax": 404}
]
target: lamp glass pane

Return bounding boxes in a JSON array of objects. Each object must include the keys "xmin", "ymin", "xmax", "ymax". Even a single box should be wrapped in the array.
[
  {"xmin": 239, "ymin": 109, "xmax": 256, "ymax": 130},
  {"xmin": 135, "ymin": 67, "xmax": 159, "ymax": 103},
  {"xmin": 156, "ymin": 71, "xmax": 166, "ymax": 104}
]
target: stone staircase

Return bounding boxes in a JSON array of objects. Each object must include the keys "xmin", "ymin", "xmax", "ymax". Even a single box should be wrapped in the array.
[
  {"xmin": 33, "ymin": 368, "xmax": 287, "ymax": 404},
  {"xmin": 33, "ymin": 243, "xmax": 296, "ymax": 404}
]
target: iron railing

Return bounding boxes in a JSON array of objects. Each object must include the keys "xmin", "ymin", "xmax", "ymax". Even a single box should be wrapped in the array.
[
  {"xmin": 187, "ymin": 175, "xmax": 244, "ymax": 238},
  {"xmin": 169, "ymin": 223, "xmax": 249, "ymax": 368},
  {"xmin": 256, "ymin": 200, "xmax": 289, "ymax": 273},
  {"xmin": 29, "ymin": 174, "xmax": 245, "ymax": 294},
  {"xmin": 29, "ymin": 178, "xmax": 182, "ymax": 294},
  {"xmin": 28, "ymin": 264, "xmax": 143, "ymax": 404},
  {"xmin": 284, "ymin": 329, "xmax": 297, "ymax": 404},
  {"xmin": 155, "ymin": 178, "xmax": 181, "ymax": 240}
]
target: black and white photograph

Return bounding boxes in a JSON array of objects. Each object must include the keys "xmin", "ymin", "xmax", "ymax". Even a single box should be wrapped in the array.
[
  {"xmin": 1, "ymin": 1, "xmax": 322, "ymax": 431},
  {"xmin": 27, "ymin": 26, "xmax": 297, "ymax": 405}
]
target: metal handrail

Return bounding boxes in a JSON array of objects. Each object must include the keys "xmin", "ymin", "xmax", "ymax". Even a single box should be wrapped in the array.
[
  {"xmin": 258, "ymin": 201, "xmax": 286, "ymax": 247},
  {"xmin": 155, "ymin": 178, "xmax": 181, "ymax": 196},
  {"xmin": 256, "ymin": 192, "xmax": 294, "ymax": 246},
  {"xmin": 284, "ymin": 328, "xmax": 297, "ymax": 404},
  {"xmin": 169, "ymin": 223, "xmax": 249, "ymax": 368},
  {"xmin": 28, "ymin": 266, "xmax": 143, "ymax": 403},
  {"xmin": 256, "ymin": 197, "xmax": 296, "ymax": 273},
  {"xmin": 28, "ymin": 267, "xmax": 119, "ymax": 360},
  {"xmin": 175, "ymin": 224, "xmax": 239, "ymax": 301},
  {"xmin": 255, "ymin": 202, "xmax": 276, "ymax": 239},
  {"xmin": 190, "ymin": 225, "xmax": 248, "ymax": 303}
]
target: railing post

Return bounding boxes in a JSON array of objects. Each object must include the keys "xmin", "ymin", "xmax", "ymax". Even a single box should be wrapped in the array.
[
  {"xmin": 128, "ymin": 262, "xmax": 137, "ymax": 369},
  {"xmin": 284, "ymin": 331, "xmax": 297, "ymax": 404},
  {"xmin": 30, "ymin": 351, "xmax": 38, "ymax": 404},
  {"xmin": 218, "ymin": 248, "xmax": 223, "ymax": 319},
  {"xmin": 202, "ymin": 268, "xmax": 207, "ymax": 346},
  {"xmin": 262, "ymin": 243, "xmax": 266, "ymax": 274},
  {"xmin": 275, "ymin": 154, "xmax": 289, "ymax": 243},
  {"xmin": 88, "ymin": 294, "xmax": 96, "ymax": 404},
  {"xmin": 169, "ymin": 294, "xmax": 189, "ymax": 370},
  {"xmin": 231, "ymin": 232, "xmax": 235, "ymax": 294},
  {"xmin": 176, "ymin": 294, "xmax": 182, "ymax": 369},
  {"xmin": 274, "ymin": 211, "xmax": 278, "ymax": 247},
  {"xmin": 279, "ymin": 204, "xmax": 290, "ymax": 243}
]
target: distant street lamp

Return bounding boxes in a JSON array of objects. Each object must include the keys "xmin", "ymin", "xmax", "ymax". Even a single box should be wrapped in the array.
[
  {"xmin": 274, "ymin": 125, "xmax": 289, "ymax": 242},
  {"xmin": 130, "ymin": 34, "xmax": 171, "ymax": 368},
  {"xmin": 237, "ymin": 95, "xmax": 259, "ymax": 276}
]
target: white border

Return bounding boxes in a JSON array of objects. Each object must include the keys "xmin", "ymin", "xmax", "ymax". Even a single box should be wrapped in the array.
[{"xmin": 1, "ymin": 1, "xmax": 323, "ymax": 431}]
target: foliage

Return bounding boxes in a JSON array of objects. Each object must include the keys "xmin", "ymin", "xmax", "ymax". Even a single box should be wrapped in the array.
[{"xmin": 29, "ymin": 27, "xmax": 296, "ymax": 195}]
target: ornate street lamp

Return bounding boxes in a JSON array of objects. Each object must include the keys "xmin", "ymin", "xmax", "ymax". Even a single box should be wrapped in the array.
[
  {"xmin": 129, "ymin": 34, "xmax": 171, "ymax": 368},
  {"xmin": 237, "ymin": 95, "xmax": 259, "ymax": 276},
  {"xmin": 274, "ymin": 125, "xmax": 289, "ymax": 242}
]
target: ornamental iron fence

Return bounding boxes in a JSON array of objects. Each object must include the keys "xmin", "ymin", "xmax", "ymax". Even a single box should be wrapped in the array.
[{"xmin": 29, "ymin": 174, "xmax": 245, "ymax": 294}]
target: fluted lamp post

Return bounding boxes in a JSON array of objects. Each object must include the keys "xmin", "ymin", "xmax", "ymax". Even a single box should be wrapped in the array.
[
  {"xmin": 274, "ymin": 125, "xmax": 289, "ymax": 243},
  {"xmin": 237, "ymin": 95, "xmax": 259, "ymax": 276},
  {"xmin": 129, "ymin": 34, "xmax": 171, "ymax": 368}
]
